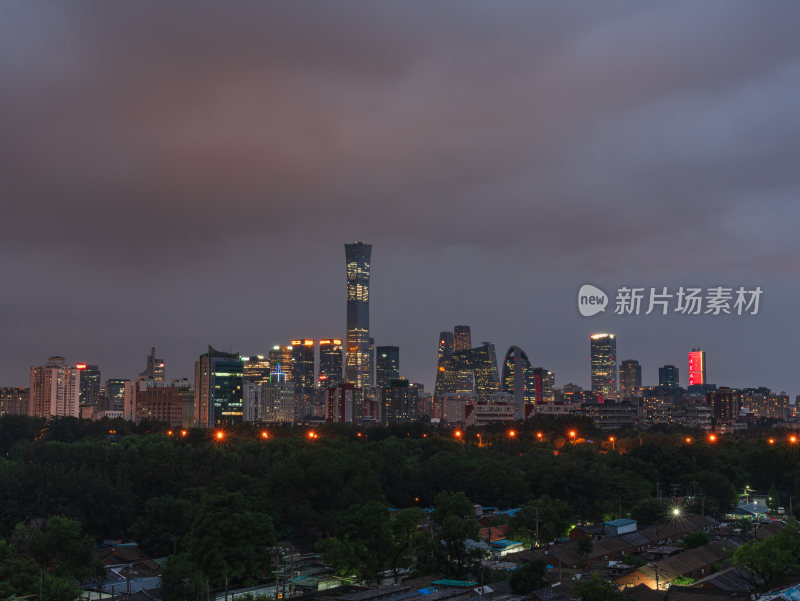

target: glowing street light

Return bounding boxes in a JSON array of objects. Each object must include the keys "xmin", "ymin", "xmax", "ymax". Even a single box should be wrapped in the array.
[
  {"xmin": 508, "ymin": 429, "xmax": 517, "ymax": 439},
  {"xmin": 768, "ymin": 438, "xmax": 775, "ymax": 445},
  {"xmin": 708, "ymin": 433, "xmax": 717, "ymax": 443},
  {"xmin": 609, "ymin": 436, "xmax": 615, "ymax": 451},
  {"xmin": 307, "ymin": 431, "xmax": 318, "ymax": 439},
  {"xmin": 790, "ymin": 435, "xmax": 798, "ymax": 444},
  {"xmin": 260, "ymin": 431, "xmax": 269, "ymax": 439},
  {"xmin": 454, "ymin": 430, "xmax": 463, "ymax": 440},
  {"xmin": 215, "ymin": 430, "xmax": 225, "ymax": 441},
  {"xmin": 536, "ymin": 432, "xmax": 543, "ymax": 441},
  {"xmin": 568, "ymin": 430, "xmax": 577, "ymax": 442},
  {"xmin": 180, "ymin": 429, "xmax": 188, "ymax": 437},
  {"xmin": 167, "ymin": 430, "xmax": 173, "ymax": 437},
  {"xmin": 685, "ymin": 437, "xmax": 692, "ymax": 444},
  {"xmin": 672, "ymin": 507, "xmax": 681, "ymax": 517}
]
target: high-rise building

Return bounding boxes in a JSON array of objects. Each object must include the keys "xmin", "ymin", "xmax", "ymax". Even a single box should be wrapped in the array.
[
  {"xmin": 141, "ymin": 347, "xmax": 165, "ymax": 381},
  {"xmin": 104, "ymin": 378, "xmax": 129, "ymax": 412},
  {"xmin": 532, "ymin": 368, "xmax": 555, "ymax": 403},
  {"xmin": 135, "ymin": 386, "xmax": 190, "ymax": 428},
  {"xmin": 243, "ymin": 355, "xmax": 271, "ymax": 385},
  {"xmin": 345, "ymin": 242, "xmax": 372, "ymax": 388},
  {"xmin": 319, "ymin": 339, "xmax": 343, "ymax": 387},
  {"xmin": 453, "ymin": 326, "xmax": 475, "ymax": 393},
  {"xmin": 0, "ymin": 387, "xmax": 29, "ymax": 416},
  {"xmin": 269, "ymin": 345, "xmax": 293, "ymax": 381},
  {"xmin": 77, "ymin": 363, "xmax": 101, "ymax": 406},
  {"xmin": 375, "ymin": 346, "xmax": 400, "ymax": 389},
  {"xmin": 688, "ymin": 349, "xmax": 706, "ymax": 386},
  {"xmin": 194, "ymin": 346, "xmax": 243, "ymax": 428},
  {"xmin": 590, "ymin": 333, "xmax": 617, "ymax": 402},
  {"xmin": 708, "ymin": 386, "xmax": 734, "ymax": 428},
  {"xmin": 29, "ymin": 357, "xmax": 80, "ymax": 418},
  {"xmin": 619, "ymin": 359, "xmax": 641, "ymax": 402},
  {"xmin": 326, "ymin": 382, "xmax": 364, "ymax": 423},
  {"xmin": 381, "ymin": 378, "xmax": 419, "ymax": 422},
  {"xmin": 244, "ymin": 365, "xmax": 295, "ymax": 423},
  {"xmin": 501, "ymin": 346, "xmax": 536, "ymax": 415},
  {"xmin": 291, "ymin": 340, "xmax": 315, "ymax": 418},
  {"xmin": 658, "ymin": 365, "xmax": 680, "ymax": 389},
  {"xmin": 434, "ymin": 332, "xmax": 456, "ymax": 398},
  {"xmin": 452, "ymin": 342, "xmax": 500, "ymax": 402}
]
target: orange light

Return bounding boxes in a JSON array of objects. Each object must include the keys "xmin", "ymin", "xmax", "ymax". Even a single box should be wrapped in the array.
[
  {"xmin": 790, "ymin": 435, "xmax": 797, "ymax": 444},
  {"xmin": 291, "ymin": 340, "xmax": 302, "ymax": 345},
  {"xmin": 438, "ymin": 366, "xmax": 445, "ymax": 372},
  {"xmin": 685, "ymin": 437, "xmax": 692, "ymax": 444},
  {"xmin": 508, "ymin": 429, "xmax": 516, "ymax": 438},
  {"xmin": 537, "ymin": 432, "xmax": 543, "ymax": 439},
  {"xmin": 569, "ymin": 430, "xmax": 576, "ymax": 438},
  {"xmin": 357, "ymin": 432, "xmax": 362, "ymax": 437},
  {"xmin": 423, "ymin": 433, "xmax": 427, "ymax": 438},
  {"xmin": 609, "ymin": 436, "xmax": 615, "ymax": 442},
  {"xmin": 304, "ymin": 340, "xmax": 314, "ymax": 346},
  {"xmin": 307, "ymin": 431, "xmax": 317, "ymax": 439},
  {"xmin": 216, "ymin": 431, "xmax": 224, "ymax": 440},
  {"xmin": 167, "ymin": 430, "xmax": 173, "ymax": 436},
  {"xmin": 768, "ymin": 438, "xmax": 775, "ymax": 445},
  {"xmin": 181, "ymin": 430, "xmax": 188, "ymax": 437},
  {"xmin": 261, "ymin": 431, "xmax": 269, "ymax": 439},
  {"xmin": 708, "ymin": 433, "xmax": 717, "ymax": 442},
  {"xmin": 454, "ymin": 430, "xmax": 462, "ymax": 439}
]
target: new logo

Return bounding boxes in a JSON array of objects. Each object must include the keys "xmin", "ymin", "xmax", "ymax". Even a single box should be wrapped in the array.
[{"xmin": 578, "ymin": 284, "xmax": 608, "ymax": 317}]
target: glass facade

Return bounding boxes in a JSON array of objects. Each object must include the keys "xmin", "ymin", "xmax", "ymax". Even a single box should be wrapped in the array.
[
  {"xmin": 345, "ymin": 242, "xmax": 372, "ymax": 388},
  {"xmin": 590, "ymin": 333, "xmax": 617, "ymax": 401}
]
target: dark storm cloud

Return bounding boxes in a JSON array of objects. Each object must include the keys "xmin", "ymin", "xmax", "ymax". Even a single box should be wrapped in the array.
[{"xmin": 2, "ymin": 1, "xmax": 800, "ymax": 391}]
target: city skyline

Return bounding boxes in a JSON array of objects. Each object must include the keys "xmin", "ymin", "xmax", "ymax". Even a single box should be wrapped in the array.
[{"xmin": 2, "ymin": 3, "xmax": 800, "ymax": 395}]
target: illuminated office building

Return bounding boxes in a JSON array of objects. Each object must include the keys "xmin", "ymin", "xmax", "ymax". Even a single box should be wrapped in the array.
[
  {"xmin": 291, "ymin": 339, "xmax": 315, "ymax": 416},
  {"xmin": 619, "ymin": 359, "xmax": 641, "ymax": 401},
  {"xmin": 590, "ymin": 333, "xmax": 617, "ymax": 402},
  {"xmin": 141, "ymin": 347, "xmax": 165, "ymax": 381},
  {"xmin": 501, "ymin": 346, "xmax": 536, "ymax": 414},
  {"xmin": 319, "ymin": 339, "xmax": 343, "ymax": 386},
  {"xmin": 77, "ymin": 363, "xmax": 101, "ymax": 406},
  {"xmin": 29, "ymin": 356, "xmax": 80, "ymax": 418},
  {"xmin": 375, "ymin": 346, "xmax": 400, "ymax": 389},
  {"xmin": 194, "ymin": 346, "xmax": 243, "ymax": 427},
  {"xmin": 658, "ymin": 365, "xmax": 680, "ymax": 388},
  {"xmin": 345, "ymin": 242, "xmax": 372, "ymax": 388},
  {"xmin": 269, "ymin": 345, "xmax": 293, "ymax": 381}
]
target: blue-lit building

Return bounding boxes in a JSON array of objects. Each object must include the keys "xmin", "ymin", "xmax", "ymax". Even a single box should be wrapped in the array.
[{"xmin": 194, "ymin": 346, "xmax": 244, "ymax": 427}]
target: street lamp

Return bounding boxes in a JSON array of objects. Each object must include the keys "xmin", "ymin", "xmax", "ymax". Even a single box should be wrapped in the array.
[
  {"xmin": 508, "ymin": 429, "xmax": 517, "ymax": 439},
  {"xmin": 569, "ymin": 430, "xmax": 577, "ymax": 442},
  {"xmin": 609, "ymin": 436, "xmax": 615, "ymax": 451}
]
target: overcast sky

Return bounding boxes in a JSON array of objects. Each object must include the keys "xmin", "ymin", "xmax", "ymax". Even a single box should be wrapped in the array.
[{"xmin": 2, "ymin": 1, "xmax": 800, "ymax": 395}]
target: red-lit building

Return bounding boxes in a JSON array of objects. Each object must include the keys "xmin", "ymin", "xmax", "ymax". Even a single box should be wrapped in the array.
[{"xmin": 688, "ymin": 349, "xmax": 706, "ymax": 386}]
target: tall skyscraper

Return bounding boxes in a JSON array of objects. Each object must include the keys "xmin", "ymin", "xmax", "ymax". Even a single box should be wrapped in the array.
[
  {"xmin": 194, "ymin": 346, "xmax": 244, "ymax": 427},
  {"xmin": 269, "ymin": 345, "xmax": 293, "ymax": 381},
  {"xmin": 345, "ymin": 242, "xmax": 372, "ymax": 388},
  {"xmin": 141, "ymin": 347, "xmax": 165, "ymax": 381},
  {"xmin": 381, "ymin": 378, "xmax": 419, "ymax": 422},
  {"xmin": 688, "ymin": 349, "xmax": 706, "ymax": 386},
  {"xmin": 619, "ymin": 359, "xmax": 641, "ymax": 402},
  {"xmin": 375, "ymin": 346, "xmax": 400, "ymax": 389},
  {"xmin": 453, "ymin": 326, "xmax": 475, "ymax": 393},
  {"xmin": 501, "ymin": 346, "xmax": 536, "ymax": 414},
  {"xmin": 105, "ymin": 378, "xmax": 129, "ymax": 412},
  {"xmin": 243, "ymin": 355, "xmax": 271, "ymax": 385},
  {"xmin": 319, "ymin": 339, "xmax": 343, "ymax": 386},
  {"xmin": 590, "ymin": 333, "xmax": 617, "ymax": 402},
  {"xmin": 291, "ymin": 339, "xmax": 315, "ymax": 417},
  {"xmin": 77, "ymin": 363, "xmax": 101, "ymax": 406},
  {"xmin": 658, "ymin": 365, "xmax": 680, "ymax": 388},
  {"xmin": 532, "ymin": 368, "xmax": 555, "ymax": 403},
  {"xmin": 29, "ymin": 357, "xmax": 80, "ymax": 418},
  {"xmin": 434, "ymin": 331, "xmax": 456, "ymax": 398}
]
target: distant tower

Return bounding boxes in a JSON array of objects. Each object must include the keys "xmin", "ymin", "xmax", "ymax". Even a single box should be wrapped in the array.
[
  {"xmin": 688, "ymin": 349, "xmax": 706, "ymax": 386},
  {"xmin": 619, "ymin": 359, "xmax": 641, "ymax": 402},
  {"xmin": 194, "ymin": 346, "xmax": 243, "ymax": 427},
  {"xmin": 345, "ymin": 242, "xmax": 372, "ymax": 388},
  {"xmin": 501, "ymin": 346, "xmax": 536, "ymax": 415},
  {"xmin": 376, "ymin": 346, "xmax": 400, "ymax": 389},
  {"xmin": 658, "ymin": 365, "xmax": 680, "ymax": 388},
  {"xmin": 29, "ymin": 357, "xmax": 80, "ymax": 418},
  {"xmin": 319, "ymin": 339, "xmax": 343, "ymax": 386},
  {"xmin": 434, "ymin": 331, "xmax": 456, "ymax": 397},
  {"xmin": 590, "ymin": 333, "xmax": 617, "ymax": 401},
  {"xmin": 269, "ymin": 345, "xmax": 293, "ymax": 381},
  {"xmin": 77, "ymin": 363, "xmax": 101, "ymax": 406},
  {"xmin": 453, "ymin": 325, "xmax": 475, "ymax": 393},
  {"xmin": 142, "ymin": 347, "xmax": 165, "ymax": 381},
  {"xmin": 291, "ymin": 339, "xmax": 315, "ymax": 418}
]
